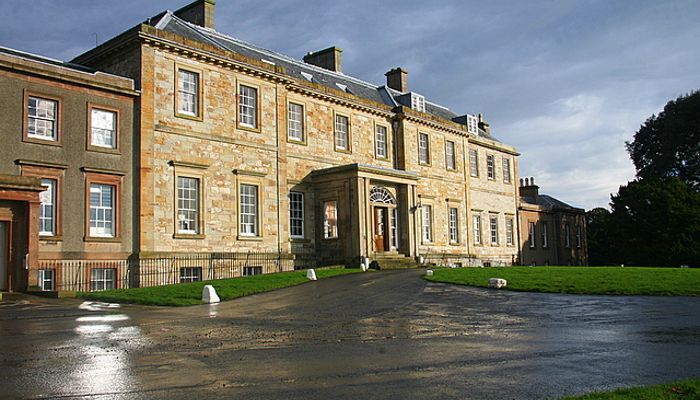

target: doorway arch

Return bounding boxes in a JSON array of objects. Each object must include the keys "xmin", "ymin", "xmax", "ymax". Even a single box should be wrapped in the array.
[{"xmin": 370, "ymin": 187, "xmax": 398, "ymax": 252}]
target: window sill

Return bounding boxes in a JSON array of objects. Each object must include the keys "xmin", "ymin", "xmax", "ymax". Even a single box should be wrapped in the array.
[
  {"xmin": 40, "ymin": 235, "xmax": 64, "ymax": 242},
  {"xmin": 237, "ymin": 235, "xmax": 263, "ymax": 241},
  {"xmin": 175, "ymin": 112, "xmax": 203, "ymax": 122},
  {"xmin": 87, "ymin": 145, "xmax": 120, "ymax": 155},
  {"xmin": 84, "ymin": 236, "xmax": 122, "ymax": 243},
  {"xmin": 173, "ymin": 233, "xmax": 206, "ymax": 240},
  {"xmin": 237, "ymin": 124, "xmax": 261, "ymax": 133},
  {"xmin": 23, "ymin": 137, "xmax": 62, "ymax": 147}
]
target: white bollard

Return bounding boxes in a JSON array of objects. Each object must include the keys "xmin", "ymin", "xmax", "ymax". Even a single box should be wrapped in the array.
[
  {"xmin": 426, "ymin": 270, "xmax": 434, "ymax": 276},
  {"xmin": 306, "ymin": 269, "xmax": 317, "ymax": 281},
  {"xmin": 202, "ymin": 285, "xmax": 220, "ymax": 303},
  {"xmin": 488, "ymin": 278, "xmax": 507, "ymax": 289}
]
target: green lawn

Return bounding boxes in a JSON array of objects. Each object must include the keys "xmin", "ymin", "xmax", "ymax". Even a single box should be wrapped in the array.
[
  {"xmin": 79, "ymin": 268, "xmax": 362, "ymax": 306},
  {"xmin": 424, "ymin": 266, "xmax": 700, "ymax": 296},
  {"xmin": 557, "ymin": 378, "xmax": 700, "ymax": 400}
]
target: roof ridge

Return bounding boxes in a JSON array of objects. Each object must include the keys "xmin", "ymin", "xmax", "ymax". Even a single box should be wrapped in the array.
[{"xmin": 168, "ymin": 14, "xmax": 384, "ymax": 91}]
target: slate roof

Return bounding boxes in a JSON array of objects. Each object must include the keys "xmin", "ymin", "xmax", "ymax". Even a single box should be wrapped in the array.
[
  {"xmin": 147, "ymin": 11, "xmax": 502, "ymax": 143},
  {"xmin": 520, "ymin": 194, "xmax": 584, "ymax": 212}
]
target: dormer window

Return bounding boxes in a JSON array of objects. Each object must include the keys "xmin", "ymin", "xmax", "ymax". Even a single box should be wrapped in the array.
[
  {"xmin": 466, "ymin": 114, "xmax": 479, "ymax": 135},
  {"xmin": 411, "ymin": 93, "xmax": 425, "ymax": 112},
  {"xmin": 396, "ymin": 92, "xmax": 426, "ymax": 112}
]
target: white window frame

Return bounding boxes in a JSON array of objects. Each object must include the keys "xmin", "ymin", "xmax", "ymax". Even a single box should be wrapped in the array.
[
  {"xmin": 473, "ymin": 214, "xmax": 482, "ymax": 245},
  {"xmin": 490, "ymin": 215, "xmax": 499, "ymax": 245},
  {"xmin": 506, "ymin": 217, "xmax": 514, "ymax": 246},
  {"xmin": 90, "ymin": 268, "xmax": 116, "ymax": 291},
  {"xmin": 290, "ymin": 191, "xmax": 304, "ymax": 238},
  {"xmin": 542, "ymin": 222, "xmax": 549, "ymax": 248},
  {"xmin": 564, "ymin": 223, "xmax": 572, "ymax": 248},
  {"xmin": 27, "ymin": 96, "xmax": 58, "ymax": 141},
  {"xmin": 288, "ymin": 102, "xmax": 304, "ymax": 142},
  {"xmin": 419, "ymin": 133, "xmax": 430, "ymax": 164},
  {"xmin": 421, "ymin": 204, "xmax": 433, "ymax": 242},
  {"xmin": 529, "ymin": 221, "xmax": 536, "ymax": 248},
  {"xmin": 240, "ymin": 184, "xmax": 258, "ymax": 236},
  {"xmin": 324, "ymin": 200, "xmax": 338, "ymax": 239},
  {"xmin": 375, "ymin": 125, "xmax": 388, "ymax": 159},
  {"xmin": 89, "ymin": 183, "xmax": 115, "ymax": 238},
  {"xmin": 180, "ymin": 267, "xmax": 202, "ymax": 283},
  {"xmin": 239, "ymin": 85, "xmax": 258, "ymax": 128},
  {"xmin": 487, "ymin": 154, "xmax": 495, "ymax": 180},
  {"xmin": 39, "ymin": 178, "xmax": 56, "ymax": 236},
  {"xmin": 90, "ymin": 108, "xmax": 117, "ymax": 149},
  {"xmin": 469, "ymin": 149, "xmax": 479, "ymax": 177},
  {"xmin": 177, "ymin": 177, "xmax": 199, "ymax": 234},
  {"xmin": 502, "ymin": 157, "xmax": 511, "ymax": 183},
  {"xmin": 177, "ymin": 69, "xmax": 199, "ymax": 117},
  {"xmin": 449, "ymin": 207, "xmax": 459, "ymax": 244},
  {"xmin": 466, "ymin": 114, "xmax": 479, "ymax": 135},
  {"xmin": 446, "ymin": 140, "xmax": 456, "ymax": 170},
  {"xmin": 335, "ymin": 114, "xmax": 349, "ymax": 151},
  {"xmin": 39, "ymin": 269, "xmax": 55, "ymax": 291}
]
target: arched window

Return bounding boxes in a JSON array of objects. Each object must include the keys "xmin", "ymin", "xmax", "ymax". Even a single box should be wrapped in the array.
[{"xmin": 370, "ymin": 187, "xmax": 396, "ymax": 204}]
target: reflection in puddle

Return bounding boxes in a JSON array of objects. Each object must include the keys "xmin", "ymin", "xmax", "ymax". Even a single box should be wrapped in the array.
[
  {"xmin": 209, "ymin": 303, "xmax": 219, "ymax": 318},
  {"xmin": 78, "ymin": 301, "xmax": 122, "ymax": 311},
  {"xmin": 66, "ymin": 311, "xmax": 148, "ymax": 398}
]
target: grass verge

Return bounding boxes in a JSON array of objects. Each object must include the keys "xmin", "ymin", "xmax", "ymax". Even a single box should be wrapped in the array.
[
  {"xmin": 79, "ymin": 268, "xmax": 362, "ymax": 306},
  {"xmin": 424, "ymin": 266, "xmax": 700, "ymax": 296},
  {"xmin": 557, "ymin": 377, "xmax": 700, "ymax": 399}
]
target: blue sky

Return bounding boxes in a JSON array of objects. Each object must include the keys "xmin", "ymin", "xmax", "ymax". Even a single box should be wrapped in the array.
[{"xmin": 2, "ymin": 0, "xmax": 699, "ymax": 210}]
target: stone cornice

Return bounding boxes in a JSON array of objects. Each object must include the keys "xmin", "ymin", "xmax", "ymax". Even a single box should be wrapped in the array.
[{"xmin": 0, "ymin": 53, "xmax": 138, "ymax": 96}]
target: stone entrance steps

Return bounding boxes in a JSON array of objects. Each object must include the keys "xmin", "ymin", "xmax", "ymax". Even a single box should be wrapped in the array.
[{"xmin": 371, "ymin": 253, "xmax": 420, "ymax": 270}]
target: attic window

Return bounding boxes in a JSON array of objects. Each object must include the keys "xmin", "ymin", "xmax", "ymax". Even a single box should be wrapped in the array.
[
  {"xmin": 301, "ymin": 72, "xmax": 314, "ymax": 82},
  {"xmin": 335, "ymin": 83, "xmax": 348, "ymax": 92},
  {"xmin": 466, "ymin": 115, "xmax": 479, "ymax": 135},
  {"xmin": 411, "ymin": 93, "xmax": 425, "ymax": 112}
]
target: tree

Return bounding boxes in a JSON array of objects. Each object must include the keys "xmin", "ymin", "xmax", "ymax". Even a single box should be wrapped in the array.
[
  {"xmin": 586, "ymin": 207, "xmax": 619, "ymax": 266},
  {"xmin": 626, "ymin": 90, "xmax": 700, "ymax": 190},
  {"xmin": 608, "ymin": 177, "xmax": 700, "ymax": 267}
]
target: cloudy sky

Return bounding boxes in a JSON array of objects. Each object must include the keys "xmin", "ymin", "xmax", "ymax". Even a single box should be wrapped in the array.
[{"xmin": 2, "ymin": 0, "xmax": 699, "ymax": 210}]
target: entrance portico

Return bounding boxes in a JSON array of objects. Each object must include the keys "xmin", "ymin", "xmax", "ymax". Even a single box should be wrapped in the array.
[{"xmin": 312, "ymin": 164, "xmax": 420, "ymax": 267}]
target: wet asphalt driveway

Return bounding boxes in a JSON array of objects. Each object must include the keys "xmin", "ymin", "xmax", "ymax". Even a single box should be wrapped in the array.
[{"xmin": 2, "ymin": 268, "xmax": 700, "ymax": 399}]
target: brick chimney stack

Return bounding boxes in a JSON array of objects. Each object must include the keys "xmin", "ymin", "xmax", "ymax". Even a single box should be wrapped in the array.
[
  {"xmin": 385, "ymin": 67, "xmax": 408, "ymax": 93},
  {"xmin": 303, "ymin": 47, "xmax": 343, "ymax": 73}
]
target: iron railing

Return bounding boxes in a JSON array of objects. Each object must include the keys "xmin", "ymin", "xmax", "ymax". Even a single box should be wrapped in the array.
[{"xmin": 38, "ymin": 250, "xmax": 317, "ymax": 292}]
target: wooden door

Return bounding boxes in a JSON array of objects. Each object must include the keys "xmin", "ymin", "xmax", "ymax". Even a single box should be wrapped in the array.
[{"xmin": 374, "ymin": 207, "xmax": 389, "ymax": 251}]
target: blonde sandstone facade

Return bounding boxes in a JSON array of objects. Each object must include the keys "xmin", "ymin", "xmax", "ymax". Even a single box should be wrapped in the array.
[{"xmin": 72, "ymin": 0, "xmax": 520, "ymax": 271}]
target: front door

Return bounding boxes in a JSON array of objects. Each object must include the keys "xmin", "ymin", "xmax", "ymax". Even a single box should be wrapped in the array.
[
  {"xmin": 374, "ymin": 207, "xmax": 389, "ymax": 252},
  {"xmin": 0, "ymin": 221, "xmax": 8, "ymax": 291}
]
